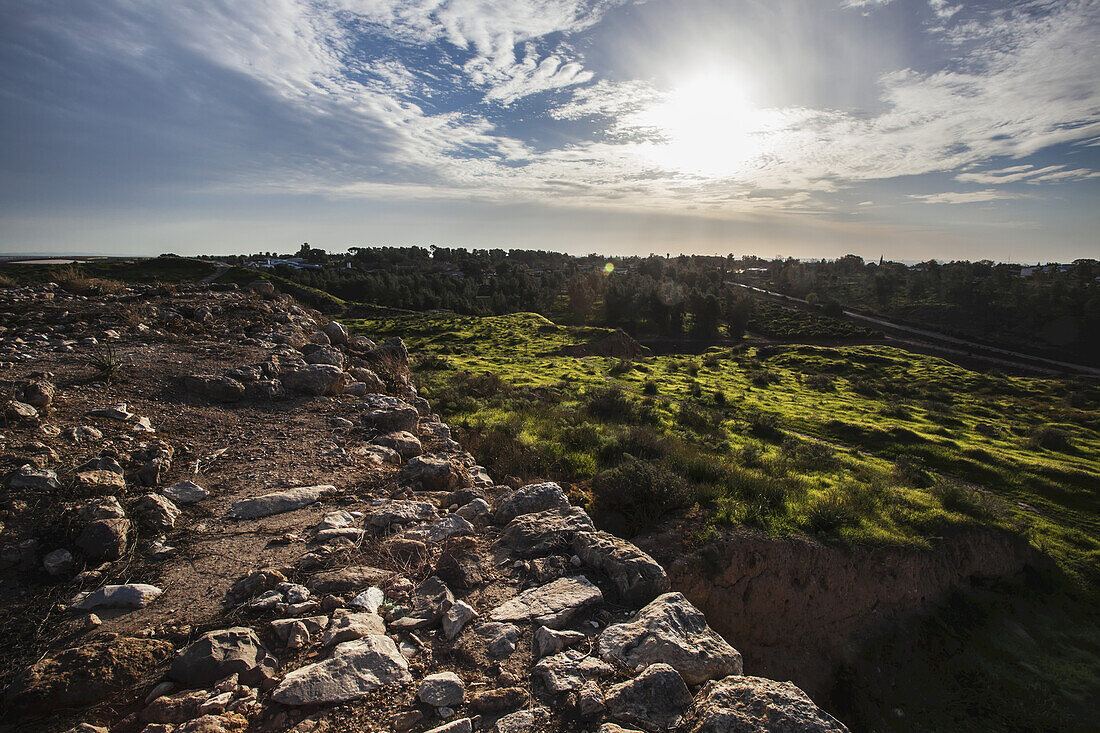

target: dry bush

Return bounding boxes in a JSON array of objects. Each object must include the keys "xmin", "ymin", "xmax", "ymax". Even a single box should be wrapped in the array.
[{"xmin": 55, "ymin": 265, "xmax": 125, "ymax": 295}]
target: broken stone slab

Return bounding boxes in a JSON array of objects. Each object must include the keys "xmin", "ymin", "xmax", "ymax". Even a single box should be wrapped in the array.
[
  {"xmin": 474, "ymin": 622, "xmax": 520, "ymax": 658},
  {"xmin": 133, "ymin": 493, "xmax": 181, "ymax": 532},
  {"xmin": 403, "ymin": 514, "xmax": 475, "ymax": 545},
  {"xmin": 685, "ymin": 675, "xmax": 850, "ymax": 733},
  {"xmin": 71, "ymin": 583, "xmax": 162, "ymax": 611},
  {"xmin": 88, "ymin": 403, "xmax": 134, "ymax": 421},
  {"xmin": 533, "ymin": 649, "xmax": 614, "ymax": 694},
  {"xmin": 598, "ymin": 592, "xmax": 742, "ymax": 685},
  {"xmin": 389, "ymin": 576, "xmax": 454, "ymax": 631},
  {"xmin": 162, "ymin": 480, "xmax": 209, "ymax": 504},
  {"xmin": 227, "ymin": 568, "xmax": 286, "ymax": 605},
  {"xmin": 492, "ymin": 707, "xmax": 550, "ymax": 733},
  {"xmin": 425, "ymin": 719, "xmax": 473, "ymax": 733},
  {"xmin": 495, "ymin": 506, "xmax": 595, "ymax": 558},
  {"xmin": 365, "ymin": 499, "xmax": 439, "ymax": 528},
  {"xmin": 314, "ymin": 527, "xmax": 365, "ymax": 543},
  {"xmin": 442, "ymin": 600, "xmax": 479, "ymax": 640},
  {"xmin": 281, "ymin": 364, "xmax": 345, "ymax": 396},
  {"xmin": 605, "ymin": 663, "xmax": 692, "ymax": 732},
  {"xmin": 228, "ymin": 485, "xmax": 335, "ymax": 519},
  {"xmin": 169, "ymin": 627, "xmax": 277, "ymax": 688},
  {"xmin": 316, "ymin": 510, "xmax": 356, "ymax": 530},
  {"xmin": 399, "ymin": 453, "xmax": 468, "ymax": 492},
  {"xmin": 494, "ymin": 481, "xmax": 570, "ymax": 525},
  {"xmin": 535, "ymin": 626, "xmax": 586, "ymax": 657},
  {"xmin": 350, "ymin": 586, "xmax": 386, "ymax": 613},
  {"xmin": 270, "ymin": 635, "xmax": 412, "ymax": 705},
  {"xmin": 270, "ymin": 616, "xmax": 328, "ymax": 646},
  {"xmin": 320, "ymin": 612, "xmax": 385, "ymax": 646},
  {"xmin": 571, "ymin": 530, "xmax": 669, "ymax": 605},
  {"xmin": 490, "ymin": 576, "xmax": 603, "ymax": 629},
  {"xmin": 374, "ymin": 431, "xmax": 423, "ymax": 459},
  {"xmin": 76, "ymin": 469, "xmax": 126, "ymax": 492},
  {"xmin": 183, "ymin": 374, "xmax": 245, "ymax": 402},
  {"xmin": 455, "ymin": 497, "xmax": 491, "ymax": 525}
]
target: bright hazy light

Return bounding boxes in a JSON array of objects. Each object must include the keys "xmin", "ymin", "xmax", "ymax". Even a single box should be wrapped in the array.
[{"xmin": 635, "ymin": 71, "xmax": 774, "ymax": 178}]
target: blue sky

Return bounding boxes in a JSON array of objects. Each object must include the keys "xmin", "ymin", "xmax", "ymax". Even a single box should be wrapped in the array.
[{"xmin": 1, "ymin": 0, "xmax": 1097, "ymax": 261}]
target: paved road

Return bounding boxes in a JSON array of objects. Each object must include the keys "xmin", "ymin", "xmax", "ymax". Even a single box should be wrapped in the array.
[{"xmin": 731, "ymin": 282, "xmax": 1100, "ymax": 378}]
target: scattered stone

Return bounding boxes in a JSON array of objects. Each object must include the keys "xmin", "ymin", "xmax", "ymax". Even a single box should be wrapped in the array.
[
  {"xmin": 271, "ymin": 636, "xmax": 412, "ymax": 705},
  {"xmin": 578, "ymin": 680, "xmax": 606, "ymax": 716},
  {"xmin": 308, "ymin": 565, "xmax": 391, "ymax": 596},
  {"xmin": 76, "ymin": 497, "xmax": 130, "ymax": 560},
  {"xmin": 435, "ymin": 536, "xmax": 487, "ymax": 590},
  {"xmin": 43, "ymin": 548, "xmax": 74, "ymax": 576},
  {"xmin": 270, "ymin": 616, "xmax": 327, "ymax": 647},
  {"xmin": 320, "ymin": 612, "xmax": 385, "ymax": 646},
  {"xmin": 169, "ymin": 627, "xmax": 277, "ymax": 688},
  {"xmin": 535, "ymin": 626, "xmax": 586, "ymax": 657},
  {"xmin": 419, "ymin": 671, "xmax": 465, "ymax": 707},
  {"xmin": 599, "ymin": 724, "xmax": 645, "ymax": 733},
  {"xmin": 360, "ymin": 394, "xmax": 420, "ymax": 433},
  {"xmin": 389, "ymin": 576, "xmax": 454, "ymax": 631},
  {"xmin": 228, "ymin": 485, "xmax": 335, "ymax": 519},
  {"xmin": 424, "ymin": 719, "xmax": 473, "ymax": 733},
  {"xmin": 282, "ymin": 364, "xmax": 345, "ymax": 396},
  {"xmin": 496, "ymin": 506, "xmax": 595, "ymax": 558},
  {"xmin": 4, "ymin": 638, "xmax": 174, "ymax": 713},
  {"xmin": 490, "ymin": 576, "xmax": 603, "ymax": 629},
  {"xmin": 76, "ymin": 469, "xmax": 126, "ymax": 492},
  {"xmin": 686, "ymin": 675, "xmax": 850, "ymax": 733},
  {"xmin": 162, "ymin": 480, "xmax": 210, "ymax": 504},
  {"xmin": 350, "ymin": 586, "xmax": 386, "ymax": 613},
  {"xmin": 492, "ymin": 708, "xmax": 549, "ymax": 733},
  {"xmin": 88, "ymin": 403, "xmax": 134, "ymax": 421},
  {"xmin": 141, "ymin": 689, "xmax": 208, "ymax": 724},
  {"xmin": 571, "ymin": 530, "xmax": 669, "ymax": 605},
  {"xmin": 442, "ymin": 600, "xmax": 479, "ymax": 640},
  {"xmin": 473, "ymin": 622, "xmax": 520, "ymax": 658},
  {"xmin": 134, "ymin": 493, "xmax": 181, "ymax": 531},
  {"xmin": 399, "ymin": 454, "xmax": 467, "ymax": 492},
  {"xmin": 605, "ymin": 663, "xmax": 692, "ymax": 731},
  {"xmin": 366, "ymin": 500, "xmax": 439, "ymax": 528},
  {"xmin": 324, "ymin": 321, "xmax": 349, "ymax": 345},
  {"xmin": 305, "ymin": 345, "xmax": 345, "ymax": 367},
  {"xmin": 455, "ymin": 497, "xmax": 491, "ymax": 525},
  {"xmin": 393, "ymin": 711, "xmax": 425, "ymax": 731},
  {"xmin": 533, "ymin": 649, "xmax": 614, "ymax": 694},
  {"xmin": 469, "ymin": 686, "xmax": 529, "ymax": 713},
  {"xmin": 494, "ymin": 481, "xmax": 570, "ymax": 524},
  {"xmin": 7, "ymin": 464, "xmax": 61, "ymax": 490},
  {"xmin": 374, "ymin": 430, "xmax": 423, "ymax": 459},
  {"xmin": 598, "ymin": 592, "xmax": 742, "ymax": 685},
  {"xmin": 227, "ymin": 568, "xmax": 287, "ymax": 605},
  {"xmin": 403, "ymin": 514, "xmax": 475, "ymax": 545},
  {"xmin": 22, "ymin": 379, "xmax": 55, "ymax": 408},
  {"xmin": 5, "ymin": 400, "xmax": 38, "ymax": 421},
  {"xmin": 184, "ymin": 375, "xmax": 246, "ymax": 402}
]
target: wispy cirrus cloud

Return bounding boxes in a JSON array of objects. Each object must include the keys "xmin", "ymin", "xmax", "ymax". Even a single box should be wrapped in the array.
[{"xmin": 909, "ymin": 189, "xmax": 1027, "ymax": 204}]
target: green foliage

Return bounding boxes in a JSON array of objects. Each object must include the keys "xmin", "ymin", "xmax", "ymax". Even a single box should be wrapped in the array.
[
  {"xmin": 592, "ymin": 457, "xmax": 694, "ymax": 533},
  {"xmin": 79, "ymin": 342, "xmax": 122, "ymax": 382}
]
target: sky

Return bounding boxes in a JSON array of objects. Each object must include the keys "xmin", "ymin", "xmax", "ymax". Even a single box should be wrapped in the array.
[{"xmin": 1, "ymin": 0, "xmax": 1098, "ymax": 261}]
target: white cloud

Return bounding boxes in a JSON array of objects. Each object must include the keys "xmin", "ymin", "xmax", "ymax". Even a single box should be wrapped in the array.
[{"xmin": 909, "ymin": 190, "xmax": 1024, "ymax": 204}]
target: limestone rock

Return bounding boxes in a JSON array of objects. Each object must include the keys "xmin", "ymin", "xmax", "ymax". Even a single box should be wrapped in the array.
[
  {"xmin": 572, "ymin": 530, "xmax": 669, "ymax": 605},
  {"xmin": 361, "ymin": 394, "xmax": 420, "ymax": 433},
  {"xmin": 442, "ymin": 600, "xmax": 479, "ymax": 640},
  {"xmin": 374, "ymin": 430, "xmax": 423, "ymax": 459},
  {"xmin": 271, "ymin": 636, "xmax": 411, "ymax": 705},
  {"xmin": 227, "ymin": 568, "xmax": 286, "ymax": 604},
  {"xmin": 320, "ymin": 612, "xmax": 385, "ymax": 646},
  {"xmin": 492, "ymin": 708, "xmax": 549, "ymax": 733},
  {"xmin": 7, "ymin": 464, "xmax": 61, "ymax": 490},
  {"xmin": 169, "ymin": 627, "xmax": 277, "ymax": 688},
  {"xmin": 43, "ymin": 548, "xmax": 74, "ymax": 576},
  {"xmin": 229, "ymin": 485, "xmax": 335, "ymax": 519},
  {"xmin": 425, "ymin": 720, "xmax": 473, "ymax": 733},
  {"xmin": 605, "ymin": 663, "xmax": 691, "ymax": 731},
  {"xmin": 685, "ymin": 675, "xmax": 850, "ymax": 733},
  {"xmin": 162, "ymin": 480, "xmax": 210, "ymax": 504},
  {"xmin": 366, "ymin": 500, "xmax": 439, "ymax": 528},
  {"xmin": 305, "ymin": 345, "xmax": 345, "ymax": 367},
  {"xmin": 134, "ymin": 493, "xmax": 181, "ymax": 531},
  {"xmin": 77, "ymin": 500, "xmax": 129, "ymax": 560},
  {"xmin": 22, "ymin": 379, "xmax": 55, "ymax": 408},
  {"xmin": 490, "ymin": 576, "xmax": 603, "ymax": 629},
  {"xmin": 598, "ymin": 592, "xmax": 742, "ymax": 685},
  {"xmin": 4, "ymin": 638, "xmax": 174, "ymax": 713},
  {"xmin": 495, "ymin": 481, "xmax": 570, "ymax": 524},
  {"xmin": 535, "ymin": 626, "xmax": 586, "ymax": 657},
  {"xmin": 533, "ymin": 649, "xmax": 614, "ymax": 693},
  {"xmin": 419, "ymin": 671, "xmax": 465, "ymax": 707},
  {"xmin": 469, "ymin": 686, "xmax": 528, "ymax": 713},
  {"xmin": 474, "ymin": 622, "xmax": 520, "ymax": 658},
  {"xmin": 76, "ymin": 469, "xmax": 126, "ymax": 492},
  {"xmin": 5, "ymin": 400, "xmax": 38, "ymax": 421},
  {"xmin": 389, "ymin": 576, "xmax": 454, "ymax": 631},
  {"xmin": 324, "ymin": 320, "xmax": 348, "ymax": 345},
  {"xmin": 399, "ymin": 454, "xmax": 467, "ymax": 492},
  {"xmin": 496, "ymin": 506, "xmax": 595, "ymax": 558},
  {"xmin": 184, "ymin": 375, "xmax": 245, "ymax": 402},
  {"xmin": 72, "ymin": 583, "xmax": 162, "ymax": 611},
  {"xmin": 282, "ymin": 364, "xmax": 345, "ymax": 396},
  {"xmin": 455, "ymin": 497, "xmax": 491, "ymax": 525},
  {"xmin": 308, "ymin": 565, "xmax": 391, "ymax": 596},
  {"xmin": 403, "ymin": 514, "xmax": 475, "ymax": 545}
]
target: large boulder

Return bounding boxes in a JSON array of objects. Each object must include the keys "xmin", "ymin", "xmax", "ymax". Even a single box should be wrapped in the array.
[
  {"xmin": 496, "ymin": 506, "xmax": 595, "ymax": 558},
  {"xmin": 418, "ymin": 671, "xmax": 465, "ymax": 707},
  {"xmin": 169, "ymin": 628, "xmax": 277, "ymax": 688},
  {"xmin": 685, "ymin": 676, "xmax": 850, "ymax": 733},
  {"xmin": 5, "ymin": 638, "xmax": 174, "ymax": 713},
  {"xmin": 494, "ymin": 482, "xmax": 570, "ymax": 524},
  {"xmin": 282, "ymin": 364, "xmax": 345, "ymax": 396},
  {"xmin": 598, "ymin": 592, "xmax": 742, "ymax": 685},
  {"xmin": 403, "ymin": 514, "xmax": 475, "ymax": 545},
  {"xmin": 605, "ymin": 663, "xmax": 692, "ymax": 731},
  {"xmin": 533, "ymin": 650, "xmax": 614, "ymax": 694},
  {"xmin": 7, "ymin": 464, "xmax": 61, "ymax": 490},
  {"xmin": 270, "ymin": 636, "xmax": 411, "ymax": 705},
  {"xmin": 490, "ymin": 576, "xmax": 603, "ymax": 629},
  {"xmin": 183, "ymin": 375, "xmax": 245, "ymax": 402},
  {"xmin": 399, "ymin": 454, "xmax": 468, "ymax": 492},
  {"xmin": 305, "ymin": 346, "xmax": 345, "ymax": 368},
  {"xmin": 572, "ymin": 530, "xmax": 669, "ymax": 605},
  {"xmin": 360, "ymin": 394, "xmax": 420, "ymax": 433},
  {"xmin": 374, "ymin": 431, "xmax": 423, "ymax": 459},
  {"xmin": 228, "ymin": 485, "xmax": 335, "ymax": 519},
  {"xmin": 324, "ymin": 320, "xmax": 349, "ymax": 345}
]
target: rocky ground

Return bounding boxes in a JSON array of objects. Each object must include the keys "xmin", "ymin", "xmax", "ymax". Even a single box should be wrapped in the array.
[{"xmin": 0, "ymin": 281, "xmax": 847, "ymax": 733}]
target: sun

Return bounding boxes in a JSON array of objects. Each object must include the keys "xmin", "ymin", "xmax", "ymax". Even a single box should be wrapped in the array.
[{"xmin": 636, "ymin": 71, "xmax": 771, "ymax": 178}]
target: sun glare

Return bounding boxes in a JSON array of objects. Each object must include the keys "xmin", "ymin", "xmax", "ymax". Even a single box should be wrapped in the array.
[{"xmin": 636, "ymin": 71, "xmax": 772, "ymax": 178}]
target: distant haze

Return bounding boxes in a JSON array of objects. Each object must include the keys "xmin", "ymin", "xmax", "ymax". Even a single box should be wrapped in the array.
[{"xmin": 1, "ymin": 1, "xmax": 1098, "ymax": 260}]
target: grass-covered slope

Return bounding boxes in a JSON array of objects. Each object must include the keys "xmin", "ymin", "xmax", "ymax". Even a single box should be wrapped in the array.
[{"xmin": 350, "ymin": 312, "xmax": 1100, "ymax": 591}]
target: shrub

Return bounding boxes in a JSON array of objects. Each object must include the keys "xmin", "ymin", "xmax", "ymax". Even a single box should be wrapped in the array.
[
  {"xmin": 677, "ymin": 402, "xmax": 714, "ymax": 432},
  {"xmin": 804, "ymin": 374, "xmax": 834, "ymax": 391},
  {"xmin": 80, "ymin": 342, "xmax": 122, "ymax": 382},
  {"xmin": 609, "ymin": 359, "xmax": 634, "ymax": 375},
  {"xmin": 714, "ymin": 389, "xmax": 727, "ymax": 405},
  {"xmin": 615, "ymin": 426, "xmax": 668, "ymax": 460},
  {"xmin": 586, "ymin": 386, "xmax": 634, "ymax": 421},
  {"xmin": 749, "ymin": 369, "xmax": 774, "ymax": 387},
  {"xmin": 55, "ymin": 265, "xmax": 125, "ymax": 295},
  {"xmin": 748, "ymin": 412, "xmax": 783, "ymax": 441},
  {"xmin": 893, "ymin": 454, "xmax": 931, "ymax": 488},
  {"xmin": 1026, "ymin": 426, "xmax": 1073, "ymax": 452},
  {"xmin": 414, "ymin": 354, "xmax": 455, "ymax": 371},
  {"xmin": 591, "ymin": 457, "xmax": 693, "ymax": 533},
  {"xmin": 642, "ymin": 380, "xmax": 658, "ymax": 395},
  {"xmin": 454, "ymin": 372, "xmax": 508, "ymax": 399},
  {"xmin": 933, "ymin": 479, "xmax": 986, "ymax": 516},
  {"xmin": 806, "ymin": 489, "xmax": 858, "ymax": 534}
]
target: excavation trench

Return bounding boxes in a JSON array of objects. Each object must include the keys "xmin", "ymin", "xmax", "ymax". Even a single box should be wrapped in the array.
[{"xmin": 636, "ymin": 525, "xmax": 1048, "ymax": 727}]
